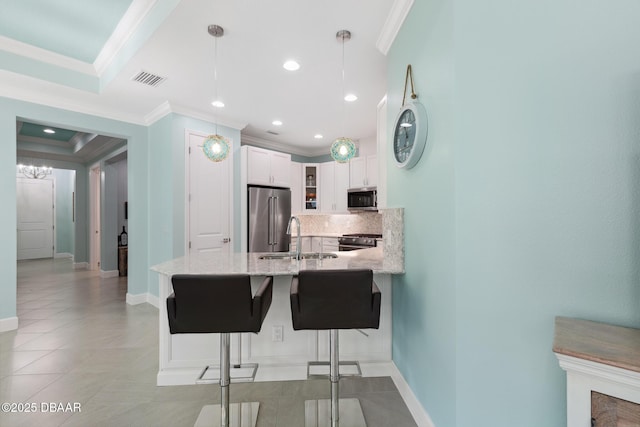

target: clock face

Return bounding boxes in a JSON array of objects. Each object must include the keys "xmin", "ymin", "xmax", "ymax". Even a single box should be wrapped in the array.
[
  {"xmin": 393, "ymin": 102, "xmax": 428, "ymax": 169},
  {"xmin": 393, "ymin": 109, "xmax": 416, "ymax": 164}
]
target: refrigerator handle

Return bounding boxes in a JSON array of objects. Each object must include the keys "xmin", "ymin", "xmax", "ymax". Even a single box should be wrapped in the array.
[
  {"xmin": 267, "ymin": 196, "xmax": 273, "ymax": 245},
  {"xmin": 273, "ymin": 197, "xmax": 279, "ymax": 245}
]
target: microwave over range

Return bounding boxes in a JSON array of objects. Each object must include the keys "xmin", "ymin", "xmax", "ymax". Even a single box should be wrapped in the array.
[{"xmin": 347, "ymin": 187, "xmax": 377, "ymax": 212}]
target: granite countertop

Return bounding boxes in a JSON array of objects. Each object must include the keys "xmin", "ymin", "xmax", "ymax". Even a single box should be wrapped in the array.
[
  {"xmin": 553, "ymin": 316, "xmax": 640, "ymax": 374},
  {"xmin": 151, "ymin": 246, "xmax": 403, "ymax": 277},
  {"xmin": 297, "ymin": 233, "xmax": 344, "ymax": 238}
]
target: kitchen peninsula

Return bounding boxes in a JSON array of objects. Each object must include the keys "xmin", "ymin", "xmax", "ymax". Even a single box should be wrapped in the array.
[{"xmin": 151, "ymin": 209, "xmax": 404, "ymax": 386}]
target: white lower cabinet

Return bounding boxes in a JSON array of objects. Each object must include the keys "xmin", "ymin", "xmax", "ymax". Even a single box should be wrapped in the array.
[{"xmin": 322, "ymin": 237, "xmax": 339, "ymax": 253}]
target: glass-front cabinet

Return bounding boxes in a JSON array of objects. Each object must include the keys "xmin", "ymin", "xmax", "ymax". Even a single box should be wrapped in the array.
[{"xmin": 303, "ymin": 164, "xmax": 318, "ymax": 212}]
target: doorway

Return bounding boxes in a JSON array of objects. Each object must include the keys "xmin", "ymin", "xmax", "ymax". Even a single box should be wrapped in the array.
[{"xmin": 186, "ymin": 129, "xmax": 233, "ymax": 255}]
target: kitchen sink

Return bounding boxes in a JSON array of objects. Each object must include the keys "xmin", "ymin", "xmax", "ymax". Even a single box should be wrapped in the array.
[
  {"xmin": 258, "ymin": 252, "xmax": 338, "ymax": 260},
  {"xmin": 300, "ymin": 252, "xmax": 338, "ymax": 260}
]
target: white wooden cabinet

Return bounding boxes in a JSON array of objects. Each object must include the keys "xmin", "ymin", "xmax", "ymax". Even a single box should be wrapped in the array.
[
  {"xmin": 322, "ymin": 237, "xmax": 339, "ymax": 252},
  {"xmin": 319, "ymin": 161, "xmax": 349, "ymax": 213},
  {"xmin": 349, "ymin": 155, "xmax": 378, "ymax": 188},
  {"xmin": 302, "ymin": 164, "xmax": 319, "ymax": 212},
  {"xmin": 290, "ymin": 162, "xmax": 302, "ymax": 214},
  {"xmin": 245, "ymin": 146, "xmax": 291, "ymax": 188}
]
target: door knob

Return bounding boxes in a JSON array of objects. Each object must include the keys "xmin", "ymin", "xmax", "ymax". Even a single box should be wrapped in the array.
[{"xmin": 222, "ymin": 238, "xmax": 231, "ymax": 243}]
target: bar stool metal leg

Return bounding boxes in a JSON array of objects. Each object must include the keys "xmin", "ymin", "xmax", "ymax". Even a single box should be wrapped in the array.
[
  {"xmin": 193, "ymin": 333, "xmax": 260, "ymax": 427},
  {"xmin": 220, "ymin": 333, "xmax": 230, "ymax": 427},
  {"xmin": 330, "ymin": 329, "xmax": 339, "ymax": 427},
  {"xmin": 304, "ymin": 329, "xmax": 367, "ymax": 427}
]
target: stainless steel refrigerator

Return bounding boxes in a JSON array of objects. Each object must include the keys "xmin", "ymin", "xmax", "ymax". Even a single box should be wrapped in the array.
[{"xmin": 248, "ymin": 186, "xmax": 291, "ymax": 252}]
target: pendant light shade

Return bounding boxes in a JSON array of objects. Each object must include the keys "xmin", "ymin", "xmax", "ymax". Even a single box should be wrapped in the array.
[
  {"xmin": 330, "ymin": 137, "xmax": 356, "ymax": 163},
  {"xmin": 203, "ymin": 24, "xmax": 230, "ymax": 162},
  {"xmin": 331, "ymin": 29, "xmax": 356, "ymax": 163},
  {"xmin": 202, "ymin": 134, "xmax": 231, "ymax": 162}
]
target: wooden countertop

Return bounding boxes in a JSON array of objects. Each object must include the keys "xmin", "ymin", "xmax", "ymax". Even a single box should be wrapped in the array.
[{"xmin": 553, "ymin": 316, "xmax": 640, "ymax": 374}]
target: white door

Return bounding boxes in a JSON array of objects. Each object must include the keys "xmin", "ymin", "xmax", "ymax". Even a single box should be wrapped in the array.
[
  {"xmin": 89, "ymin": 166, "xmax": 101, "ymax": 270},
  {"xmin": 187, "ymin": 130, "xmax": 233, "ymax": 254},
  {"xmin": 17, "ymin": 177, "xmax": 54, "ymax": 260}
]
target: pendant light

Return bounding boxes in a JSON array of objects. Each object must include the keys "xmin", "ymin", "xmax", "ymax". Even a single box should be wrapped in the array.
[
  {"xmin": 330, "ymin": 29, "xmax": 356, "ymax": 163},
  {"xmin": 203, "ymin": 24, "xmax": 231, "ymax": 162}
]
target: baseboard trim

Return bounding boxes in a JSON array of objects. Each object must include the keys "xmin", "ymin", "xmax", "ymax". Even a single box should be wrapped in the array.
[
  {"xmin": 54, "ymin": 252, "xmax": 73, "ymax": 259},
  {"xmin": 73, "ymin": 262, "xmax": 89, "ymax": 270},
  {"xmin": 126, "ymin": 293, "xmax": 147, "ymax": 305},
  {"xmin": 389, "ymin": 362, "xmax": 435, "ymax": 427},
  {"xmin": 147, "ymin": 293, "xmax": 160, "ymax": 309},
  {"xmin": 100, "ymin": 269, "xmax": 119, "ymax": 278},
  {"xmin": 0, "ymin": 316, "xmax": 19, "ymax": 332},
  {"xmin": 126, "ymin": 292, "xmax": 160, "ymax": 308}
]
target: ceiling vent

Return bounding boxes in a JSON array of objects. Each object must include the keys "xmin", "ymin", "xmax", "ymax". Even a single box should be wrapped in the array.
[
  {"xmin": 131, "ymin": 71, "xmax": 166, "ymax": 87},
  {"xmin": 266, "ymin": 130, "xmax": 279, "ymax": 136}
]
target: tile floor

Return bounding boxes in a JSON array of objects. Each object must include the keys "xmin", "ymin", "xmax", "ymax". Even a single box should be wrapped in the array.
[{"xmin": 0, "ymin": 258, "xmax": 418, "ymax": 427}]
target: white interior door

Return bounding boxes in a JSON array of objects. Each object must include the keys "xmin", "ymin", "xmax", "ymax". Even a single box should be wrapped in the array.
[
  {"xmin": 187, "ymin": 130, "xmax": 232, "ymax": 255},
  {"xmin": 17, "ymin": 177, "xmax": 54, "ymax": 260},
  {"xmin": 89, "ymin": 166, "xmax": 101, "ymax": 270}
]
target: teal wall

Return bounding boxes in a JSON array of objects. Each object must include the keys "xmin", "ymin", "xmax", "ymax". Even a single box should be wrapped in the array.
[
  {"xmin": 387, "ymin": 1, "xmax": 456, "ymax": 425},
  {"xmin": 52, "ymin": 168, "xmax": 75, "ymax": 255},
  {"xmin": 0, "ymin": 106, "xmax": 17, "ymax": 319},
  {"xmin": 102, "ymin": 161, "xmax": 119, "ymax": 271},
  {"xmin": 390, "ymin": 1, "xmax": 640, "ymax": 426}
]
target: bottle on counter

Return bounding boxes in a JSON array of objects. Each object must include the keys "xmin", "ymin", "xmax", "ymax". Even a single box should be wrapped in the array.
[{"xmin": 119, "ymin": 226, "xmax": 128, "ymax": 246}]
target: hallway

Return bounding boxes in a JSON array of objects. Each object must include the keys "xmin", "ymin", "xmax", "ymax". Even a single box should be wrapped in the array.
[{"xmin": 0, "ymin": 258, "xmax": 417, "ymax": 427}]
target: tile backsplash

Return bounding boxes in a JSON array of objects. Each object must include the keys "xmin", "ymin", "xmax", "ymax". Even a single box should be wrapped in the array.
[{"xmin": 297, "ymin": 212, "xmax": 382, "ymax": 235}]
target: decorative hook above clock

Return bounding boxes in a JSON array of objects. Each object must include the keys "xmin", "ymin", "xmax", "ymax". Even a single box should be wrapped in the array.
[{"xmin": 393, "ymin": 64, "xmax": 428, "ymax": 169}]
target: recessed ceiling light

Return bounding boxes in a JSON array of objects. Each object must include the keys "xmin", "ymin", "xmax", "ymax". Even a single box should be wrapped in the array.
[
  {"xmin": 272, "ymin": 120, "xmax": 283, "ymax": 126},
  {"xmin": 314, "ymin": 134, "xmax": 323, "ymax": 139},
  {"xmin": 283, "ymin": 60, "xmax": 300, "ymax": 71},
  {"xmin": 211, "ymin": 100, "xmax": 225, "ymax": 108},
  {"xmin": 344, "ymin": 94, "xmax": 358, "ymax": 102},
  {"xmin": 43, "ymin": 128, "xmax": 55, "ymax": 134}
]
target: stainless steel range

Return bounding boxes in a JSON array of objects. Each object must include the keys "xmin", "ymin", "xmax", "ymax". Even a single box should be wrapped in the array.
[{"xmin": 338, "ymin": 233, "xmax": 382, "ymax": 251}]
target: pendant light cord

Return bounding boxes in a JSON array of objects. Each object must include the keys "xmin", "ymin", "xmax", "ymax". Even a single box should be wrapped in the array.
[
  {"xmin": 214, "ymin": 33, "xmax": 218, "ymax": 135},
  {"xmin": 341, "ymin": 32, "xmax": 346, "ymax": 138}
]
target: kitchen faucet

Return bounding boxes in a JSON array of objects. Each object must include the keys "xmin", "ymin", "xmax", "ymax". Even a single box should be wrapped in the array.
[{"xmin": 286, "ymin": 216, "xmax": 301, "ymax": 260}]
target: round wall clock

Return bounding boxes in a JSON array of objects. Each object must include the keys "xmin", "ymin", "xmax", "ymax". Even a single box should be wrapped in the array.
[{"xmin": 393, "ymin": 101, "xmax": 428, "ymax": 169}]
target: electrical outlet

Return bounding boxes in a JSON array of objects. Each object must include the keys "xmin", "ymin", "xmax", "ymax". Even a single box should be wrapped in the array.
[{"xmin": 272, "ymin": 325, "xmax": 283, "ymax": 342}]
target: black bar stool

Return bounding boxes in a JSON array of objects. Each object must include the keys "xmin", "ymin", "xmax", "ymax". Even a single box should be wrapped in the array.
[
  {"xmin": 167, "ymin": 274, "xmax": 273, "ymax": 427},
  {"xmin": 290, "ymin": 269, "xmax": 381, "ymax": 427}
]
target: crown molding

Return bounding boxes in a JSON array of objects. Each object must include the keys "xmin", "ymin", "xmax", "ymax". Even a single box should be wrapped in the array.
[
  {"xmin": 241, "ymin": 134, "xmax": 332, "ymax": 158},
  {"xmin": 0, "ymin": 71, "xmax": 146, "ymax": 126},
  {"xmin": 376, "ymin": 0, "xmax": 415, "ymax": 55},
  {"xmin": 160, "ymin": 102, "xmax": 248, "ymax": 131},
  {"xmin": 94, "ymin": 0, "xmax": 159, "ymax": 75},
  {"xmin": 0, "ymin": 36, "xmax": 96, "ymax": 76},
  {"xmin": 144, "ymin": 100, "xmax": 172, "ymax": 124}
]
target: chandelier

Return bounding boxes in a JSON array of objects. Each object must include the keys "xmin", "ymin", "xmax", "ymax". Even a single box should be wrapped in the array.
[{"xmin": 17, "ymin": 164, "xmax": 52, "ymax": 179}]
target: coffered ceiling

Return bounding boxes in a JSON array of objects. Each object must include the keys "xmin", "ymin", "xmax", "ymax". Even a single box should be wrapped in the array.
[{"xmin": 1, "ymin": 0, "xmax": 400, "ymax": 160}]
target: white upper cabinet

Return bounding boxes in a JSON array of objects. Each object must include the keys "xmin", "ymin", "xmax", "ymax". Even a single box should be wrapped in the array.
[
  {"xmin": 245, "ymin": 146, "xmax": 291, "ymax": 188},
  {"xmin": 349, "ymin": 155, "xmax": 378, "ymax": 188},
  {"xmin": 319, "ymin": 161, "xmax": 350, "ymax": 213}
]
